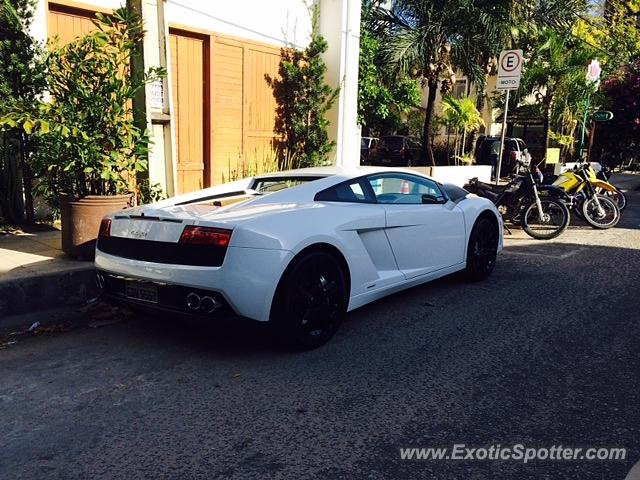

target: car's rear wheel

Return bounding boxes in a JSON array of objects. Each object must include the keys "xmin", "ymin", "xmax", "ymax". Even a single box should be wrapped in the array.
[
  {"xmin": 271, "ymin": 250, "xmax": 348, "ymax": 350},
  {"xmin": 464, "ymin": 217, "xmax": 499, "ymax": 281}
]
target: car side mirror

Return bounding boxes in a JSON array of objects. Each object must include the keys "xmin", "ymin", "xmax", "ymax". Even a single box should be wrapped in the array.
[{"xmin": 421, "ymin": 194, "xmax": 444, "ymax": 204}]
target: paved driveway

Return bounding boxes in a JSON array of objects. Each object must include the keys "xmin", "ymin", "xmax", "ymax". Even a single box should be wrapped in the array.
[{"xmin": 1, "ymin": 175, "xmax": 639, "ymax": 480}]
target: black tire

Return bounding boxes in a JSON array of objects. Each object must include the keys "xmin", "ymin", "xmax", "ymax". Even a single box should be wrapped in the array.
[
  {"xmin": 597, "ymin": 187, "xmax": 627, "ymax": 211},
  {"xmin": 270, "ymin": 250, "xmax": 348, "ymax": 350},
  {"xmin": 464, "ymin": 217, "xmax": 499, "ymax": 281},
  {"xmin": 581, "ymin": 194, "xmax": 620, "ymax": 229},
  {"xmin": 521, "ymin": 198, "xmax": 570, "ymax": 240}
]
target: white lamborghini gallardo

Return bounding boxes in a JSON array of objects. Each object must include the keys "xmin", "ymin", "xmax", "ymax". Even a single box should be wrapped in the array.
[{"xmin": 95, "ymin": 166, "xmax": 503, "ymax": 349}]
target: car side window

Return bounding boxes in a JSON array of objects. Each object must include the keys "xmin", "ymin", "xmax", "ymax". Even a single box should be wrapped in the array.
[
  {"xmin": 368, "ymin": 174, "xmax": 446, "ymax": 205},
  {"xmin": 315, "ymin": 179, "xmax": 375, "ymax": 203}
]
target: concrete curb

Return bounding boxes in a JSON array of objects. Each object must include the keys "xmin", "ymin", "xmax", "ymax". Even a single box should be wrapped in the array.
[{"xmin": 0, "ymin": 267, "xmax": 98, "ymax": 324}]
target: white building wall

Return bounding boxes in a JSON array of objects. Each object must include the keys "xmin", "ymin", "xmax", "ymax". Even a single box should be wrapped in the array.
[
  {"xmin": 165, "ymin": 0, "xmax": 313, "ymax": 48},
  {"xmin": 318, "ymin": 0, "xmax": 361, "ymax": 168}
]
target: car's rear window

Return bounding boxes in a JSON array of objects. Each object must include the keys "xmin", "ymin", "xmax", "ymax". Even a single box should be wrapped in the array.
[
  {"xmin": 381, "ymin": 137, "xmax": 404, "ymax": 149},
  {"xmin": 251, "ymin": 176, "xmax": 324, "ymax": 193}
]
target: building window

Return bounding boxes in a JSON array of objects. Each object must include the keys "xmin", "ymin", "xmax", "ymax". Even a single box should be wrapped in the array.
[{"xmin": 453, "ymin": 79, "xmax": 468, "ymax": 99}]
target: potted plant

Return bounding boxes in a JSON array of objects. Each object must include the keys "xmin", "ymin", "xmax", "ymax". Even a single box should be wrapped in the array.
[{"xmin": 1, "ymin": 7, "xmax": 163, "ymax": 258}]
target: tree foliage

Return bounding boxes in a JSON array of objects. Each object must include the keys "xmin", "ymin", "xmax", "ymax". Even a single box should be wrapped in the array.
[
  {"xmin": 441, "ymin": 95, "xmax": 484, "ymax": 158},
  {"xmin": 517, "ymin": 27, "xmax": 597, "ymax": 158},
  {"xmin": 595, "ymin": 59, "xmax": 640, "ymax": 158},
  {"xmin": 1, "ymin": 7, "xmax": 164, "ymax": 205},
  {"xmin": 515, "ymin": 0, "xmax": 640, "ymax": 162},
  {"xmin": 357, "ymin": 3, "xmax": 420, "ymax": 136},
  {"xmin": 0, "ymin": 0, "xmax": 46, "ymax": 223},
  {"xmin": 266, "ymin": 6, "xmax": 339, "ymax": 169},
  {"xmin": 373, "ymin": 0, "xmax": 589, "ymax": 165}
]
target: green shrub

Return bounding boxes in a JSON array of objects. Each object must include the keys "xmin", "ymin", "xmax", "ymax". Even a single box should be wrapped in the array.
[
  {"xmin": 1, "ymin": 6, "xmax": 164, "ymax": 207},
  {"xmin": 265, "ymin": 6, "xmax": 338, "ymax": 169}
]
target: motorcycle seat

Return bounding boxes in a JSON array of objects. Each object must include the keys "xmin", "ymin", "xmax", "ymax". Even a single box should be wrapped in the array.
[{"xmin": 475, "ymin": 181, "xmax": 509, "ymax": 194}]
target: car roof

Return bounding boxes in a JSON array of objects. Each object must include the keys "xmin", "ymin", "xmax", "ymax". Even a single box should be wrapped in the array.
[
  {"xmin": 239, "ymin": 166, "xmax": 443, "ymax": 207},
  {"xmin": 152, "ymin": 165, "xmax": 441, "ymax": 211},
  {"xmin": 253, "ymin": 165, "xmax": 409, "ymax": 180},
  {"xmin": 252, "ymin": 166, "xmax": 346, "ymax": 179}
]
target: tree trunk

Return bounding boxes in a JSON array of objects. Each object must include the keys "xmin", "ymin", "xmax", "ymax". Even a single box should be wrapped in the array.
[
  {"xmin": 461, "ymin": 129, "xmax": 467, "ymax": 156},
  {"xmin": 422, "ymin": 77, "xmax": 438, "ymax": 166},
  {"xmin": 469, "ymin": 130, "xmax": 479, "ymax": 163},
  {"xmin": 445, "ymin": 130, "xmax": 451, "ymax": 166},
  {"xmin": 0, "ymin": 132, "xmax": 25, "ymax": 224},
  {"xmin": 19, "ymin": 132, "xmax": 34, "ymax": 223}
]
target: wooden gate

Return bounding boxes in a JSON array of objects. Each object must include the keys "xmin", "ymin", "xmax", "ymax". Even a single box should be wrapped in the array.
[
  {"xmin": 169, "ymin": 30, "xmax": 207, "ymax": 194},
  {"xmin": 210, "ymin": 35, "xmax": 281, "ymax": 185},
  {"xmin": 47, "ymin": 2, "xmax": 99, "ymax": 46}
]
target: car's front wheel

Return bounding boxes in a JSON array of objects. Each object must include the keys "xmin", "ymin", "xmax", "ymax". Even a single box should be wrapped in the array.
[
  {"xmin": 464, "ymin": 217, "xmax": 499, "ymax": 281},
  {"xmin": 271, "ymin": 250, "xmax": 348, "ymax": 350}
]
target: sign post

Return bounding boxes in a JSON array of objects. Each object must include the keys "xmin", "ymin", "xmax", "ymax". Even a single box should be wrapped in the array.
[
  {"xmin": 587, "ymin": 110, "xmax": 613, "ymax": 160},
  {"xmin": 579, "ymin": 59, "xmax": 601, "ymax": 160},
  {"xmin": 495, "ymin": 49, "xmax": 523, "ymax": 184}
]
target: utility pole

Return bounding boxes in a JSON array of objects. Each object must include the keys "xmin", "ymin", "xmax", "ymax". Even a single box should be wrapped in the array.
[{"xmin": 126, "ymin": 0, "xmax": 149, "ymax": 195}]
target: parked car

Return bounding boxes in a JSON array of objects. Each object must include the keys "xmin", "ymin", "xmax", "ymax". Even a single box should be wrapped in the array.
[
  {"xmin": 368, "ymin": 135, "xmax": 427, "ymax": 167},
  {"xmin": 95, "ymin": 166, "xmax": 502, "ymax": 350},
  {"xmin": 360, "ymin": 137, "xmax": 378, "ymax": 164},
  {"xmin": 474, "ymin": 135, "xmax": 527, "ymax": 175}
]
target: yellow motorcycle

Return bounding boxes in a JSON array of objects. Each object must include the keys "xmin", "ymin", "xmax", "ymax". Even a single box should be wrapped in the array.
[
  {"xmin": 552, "ymin": 163, "xmax": 621, "ymax": 229},
  {"xmin": 596, "ymin": 165, "xmax": 627, "ymax": 211}
]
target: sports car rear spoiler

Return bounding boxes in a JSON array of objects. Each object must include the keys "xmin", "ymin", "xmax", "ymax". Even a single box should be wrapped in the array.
[{"xmin": 174, "ymin": 189, "xmax": 261, "ymax": 206}]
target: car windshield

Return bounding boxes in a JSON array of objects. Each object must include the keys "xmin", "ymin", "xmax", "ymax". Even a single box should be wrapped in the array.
[{"xmin": 251, "ymin": 176, "xmax": 325, "ymax": 193}]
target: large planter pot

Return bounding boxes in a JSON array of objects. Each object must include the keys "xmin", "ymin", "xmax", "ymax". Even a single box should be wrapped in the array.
[{"xmin": 60, "ymin": 194, "xmax": 133, "ymax": 259}]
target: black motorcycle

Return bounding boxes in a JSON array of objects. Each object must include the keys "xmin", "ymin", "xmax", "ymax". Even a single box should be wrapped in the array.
[{"xmin": 464, "ymin": 174, "xmax": 571, "ymax": 240}]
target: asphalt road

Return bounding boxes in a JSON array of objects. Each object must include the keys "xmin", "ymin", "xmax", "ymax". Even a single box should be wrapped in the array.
[{"xmin": 1, "ymin": 175, "xmax": 640, "ymax": 480}]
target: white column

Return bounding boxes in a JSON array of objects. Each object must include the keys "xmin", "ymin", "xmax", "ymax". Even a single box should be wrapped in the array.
[
  {"xmin": 318, "ymin": 0, "xmax": 361, "ymax": 168},
  {"xmin": 29, "ymin": 0, "xmax": 48, "ymax": 46},
  {"xmin": 141, "ymin": 0, "xmax": 176, "ymax": 197}
]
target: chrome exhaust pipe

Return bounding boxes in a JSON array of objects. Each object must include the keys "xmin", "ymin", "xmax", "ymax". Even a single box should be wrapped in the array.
[
  {"xmin": 186, "ymin": 293, "xmax": 201, "ymax": 311},
  {"xmin": 200, "ymin": 296, "xmax": 219, "ymax": 314}
]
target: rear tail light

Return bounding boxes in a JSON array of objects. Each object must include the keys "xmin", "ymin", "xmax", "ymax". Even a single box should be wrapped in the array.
[
  {"xmin": 510, "ymin": 151, "xmax": 517, "ymax": 160},
  {"xmin": 179, "ymin": 226, "xmax": 232, "ymax": 247},
  {"xmin": 99, "ymin": 218, "xmax": 112, "ymax": 237}
]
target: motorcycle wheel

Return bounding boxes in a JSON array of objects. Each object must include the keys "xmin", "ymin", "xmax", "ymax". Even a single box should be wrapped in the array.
[
  {"xmin": 595, "ymin": 187, "xmax": 627, "ymax": 211},
  {"xmin": 581, "ymin": 195, "xmax": 620, "ymax": 229},
  {"xmin": 521, "ymin": 198, "xmax": 570, "ymax": 240}
]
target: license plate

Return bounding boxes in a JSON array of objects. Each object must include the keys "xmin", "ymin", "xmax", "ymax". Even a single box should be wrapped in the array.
[{"xmin": 125, "ymin": 281, "xmax": 158, "ymax": 303}]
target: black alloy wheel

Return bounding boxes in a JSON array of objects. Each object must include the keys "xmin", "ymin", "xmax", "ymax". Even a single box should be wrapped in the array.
[
  {"xmin": 465, "ymin": 217, "xmax": 499, "ymax": 281},
  {"xmin": 271, "ymin": 251, "xmax": 348, "ymax": 350}
]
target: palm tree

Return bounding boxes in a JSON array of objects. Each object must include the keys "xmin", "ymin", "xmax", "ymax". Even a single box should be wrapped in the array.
[
  {"xmin": 518, "ymin": 27, "xmax": 596, "ymax": 157},
  {"xmin": 374, "ymin": 0, "xmax": 587, "ymax": 165},
  {"xmin": 441, "ymin": 95, "xmax": 484, "ymax": 161}
]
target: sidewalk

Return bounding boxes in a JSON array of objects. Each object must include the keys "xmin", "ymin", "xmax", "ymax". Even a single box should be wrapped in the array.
[{"xmin": 0, "ymin": 227, "xmax": 97, "ymax": 323}]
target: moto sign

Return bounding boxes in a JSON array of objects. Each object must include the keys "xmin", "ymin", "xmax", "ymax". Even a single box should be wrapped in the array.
[{"xmin": 497, "ymin": 49, "xmax": 523, "ymax": 90}]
